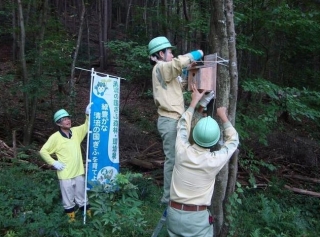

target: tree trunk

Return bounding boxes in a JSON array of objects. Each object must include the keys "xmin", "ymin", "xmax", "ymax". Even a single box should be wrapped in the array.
[
  {"xmin": 102, "ymin": 0, "xmax": 108, "ymax": 69},
  {"xmin": 208, "ymin": 0, "xmax": 238, "ymax": 236},
  {"xmin": 209, "ymin": 0, "xmax": 229, "ymax": 235},
  {"xmin": 23, "ymin": 0, "xmax": 49, "ymax": 145},
  {"xmin": 12, "ymin": 2, "xmax": 18, "ymax": 61},
  {"xmin": 86, "ymin": 14, "xmax": 91, "ymax": 67},
  {"xmin": 220, "ymin": 3, "xmax": 239, "ymax": 235},
  {"xmin": 125, "ymin": 0, "xmax": 133, "ymax": 32},
  {"xmin": 17, "ymin": 0, "xmax": 29, "ymax": 144},
  {"xmin": 98, "ymin": 0, "xmax": 104, "ymax": 69},
  {"xmin": 161, "ymin": 0, "xmax": 168, "ymax": 37},
  {"xmin": 17, "ymin": 0, "xmax": 49, "ymax": 145},
  {"xmin": 71, "ymin": 0, "xmax": 86, "ymax": 80}
]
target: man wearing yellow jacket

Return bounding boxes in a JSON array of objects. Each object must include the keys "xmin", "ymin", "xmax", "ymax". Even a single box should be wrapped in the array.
[{"xmin": 39, "ymin": 105, "xmax": 91, "ymax": 222}]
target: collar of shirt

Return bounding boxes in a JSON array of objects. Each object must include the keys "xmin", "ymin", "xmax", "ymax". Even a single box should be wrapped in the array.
[
  {"xmin": 59, "ymin": 129, "xmax": 72, "ymax": 139},
  {"xmin": 192, "ymin": 143, "xmax": 210, "ymax": 152}
]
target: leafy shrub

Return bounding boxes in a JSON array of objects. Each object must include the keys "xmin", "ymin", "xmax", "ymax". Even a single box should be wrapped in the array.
[
  {"xmin": 226, "ymin": 180, "xmax": 320, "ymax": 237},
  {"xmin": 105, "ymin": 40, "xmax": 150, "ymax": 84},
  {"xmin": 88, "ymin": 172, "xmax": 148, "ymax": 237},
  {"xmin": 2, "ymin": 160, "xmax": 320, "ymax": 237},
  {"xmin": 0, "ymin": 161, "xmax": 163, "ymax": 237},
  {"xmin": 0, "ymin": 161, "xmax": 63, "ymax": 237},
  {"xmin": 237, "ymin": 78, "xmax": 320, "ymax": 145}
]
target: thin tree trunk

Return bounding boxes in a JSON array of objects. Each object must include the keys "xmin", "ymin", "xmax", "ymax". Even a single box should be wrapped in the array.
[
  {"xmin": 98, "ymin": 0, "xmax": 104, "ymax": 69},
  {"xmin": 12, "ymin": 2, "xmax": 17, "ymax": 61},
  {"xmin": 71, "ymin": 0, "xmax": 86, "ymax": 80},
  {"xmin": 209, "ymin": 0, "xmax": 235, "ymax": 236},
  {"xmin": 210, "ymin": 0, "xmax": 229, "ymax": 235},
  {"xmin": 125, "ymin": 0, "xmax": 133, "ymax": 32},
  {"xmin": 221, "ymin": 5, "xmax": 239, "ymax": 234},
  {"xmin": 86, "ymin": 14, "xmax": 91, "ymax": 68},
  {"xmin": 70, "ymin": 0, "xmax": 86, "ymax": 108},
  {"xmin": 17, "ymin": 0, "xmax": 29, "ymax": 144},
  {"xmin": 12, "ymin": 130, "xmax": 17, "ymax": 158},
  {"xmin": 103, "ymin": 0, "xmax": 108, "ymax": 69},
  {"xmin": 225, "ymin": 0, "xmax": 238, "ymax": 123},
  {"xmin": 23, "ymin": 0, "xmax": 49, "ymax": 145},
  {"xmin": 161, "ymin": 0, "xmax": 168, "ymax": 37}
]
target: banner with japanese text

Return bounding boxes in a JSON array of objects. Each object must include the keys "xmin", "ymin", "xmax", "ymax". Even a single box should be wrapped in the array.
[{"xmin": 87, "ymin": 71, "xmax": 120, "ymax": 191}]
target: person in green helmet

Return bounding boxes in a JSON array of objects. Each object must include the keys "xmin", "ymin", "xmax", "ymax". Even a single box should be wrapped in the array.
[
  {"xmin": 148, "ymin": 36, "xmax": 215, "ymax": 204},
  {"xmin": 39, "ymin": 105, "xmax": 92, "ymax": 222},
  {"xmin": 166, "ymin": 84, "xmax": 239, "ymax": 237}
]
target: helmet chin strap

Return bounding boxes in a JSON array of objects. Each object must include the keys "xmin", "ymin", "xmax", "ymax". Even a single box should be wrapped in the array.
[{"xmin": 163, "ymin": 48, "xmax": 168, "ymax": 62}]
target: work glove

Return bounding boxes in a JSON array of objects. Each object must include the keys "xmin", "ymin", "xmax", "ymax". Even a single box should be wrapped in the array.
[
  {"xmin": 53, "ymin": 161, "xmax": 65, "ymax": 171},
  {"xmin": 189, "ymin": 50, "xmax": 203, "ymax": 61},
  {"xmin": 86, "ymin": 103, "xmax": 92, "ymax": 115},
  {"xmin": 199, "ymin": 91, "xmax": 215, "ymax": 107}
]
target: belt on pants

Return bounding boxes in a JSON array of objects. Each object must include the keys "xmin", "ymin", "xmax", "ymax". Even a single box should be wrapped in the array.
[{"xmin": 169, "ymin": 200, "xmax": 208, "ymax": 212}]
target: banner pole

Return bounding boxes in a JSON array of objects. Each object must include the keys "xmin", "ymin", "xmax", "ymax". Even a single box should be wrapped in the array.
[
  {"xmin": 75, "ymin": 67, "xmax": 126, "ymax": 80},
  {"xmin": 83, "ymin": 68, "xmax": 95, "ymax": 225}
]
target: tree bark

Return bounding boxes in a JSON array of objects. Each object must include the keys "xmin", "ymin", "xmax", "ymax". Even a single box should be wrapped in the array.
[
  {"xmin": 17, "ymin": 0, "xmax": 30, "ymax": 145},
  {"xmin": 86, "ymin": 13, "xmax": 91, "ymax": 67},
  {"xmin": 70, "ymin": 0, "xmax": 86, "ymax": 109},
  {"xmin": 209, "ymin": 0, "xmax": 238, "ymax": 236},
  {"xmin": 219, "ymin": 1, "xmax": 239, "ymax": 236},
  {"xmin": 12, "ymin": 2, "xmax": 18, "ymax": 61},
  {"xmin": 209, "ymin": 1, "xmax": 229, "ymax": 236},
  {"xmin": 161, "ymin": 0, "xmax": 168, "ymax": 37},
  {"xmin": 98, "ymin": 0, "xmax": 104, "ymax": 69},
  {"xmin": 21, "ymin": 0, "xmax": 49, "ymax": 145},
  {"xmin": 102, "ymin": 0, "xmax": 108, "ymax": 69},
  {"xmin": 125, "ymin": 0, "xmax": 133, "ymax": 32}
]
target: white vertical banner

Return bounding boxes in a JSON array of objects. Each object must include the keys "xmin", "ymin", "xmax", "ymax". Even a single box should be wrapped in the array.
[{"xmin": 86, "ymin": 70, "xmax": 120, "ymax": 191}]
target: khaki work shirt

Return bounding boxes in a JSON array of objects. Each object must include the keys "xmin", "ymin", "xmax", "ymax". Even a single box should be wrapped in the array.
[
  {"xmin": 152, "ymin": 54, "xmax": 194, "ymax": 120},
  {"xmin": 170, "ymin": 107, "xmax": 239, "ymax": 206}
]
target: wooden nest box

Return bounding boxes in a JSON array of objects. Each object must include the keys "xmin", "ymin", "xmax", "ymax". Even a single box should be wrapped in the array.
[{"xmin": 187, "ymin": 53, "xmax": 217, "ymax": 92}]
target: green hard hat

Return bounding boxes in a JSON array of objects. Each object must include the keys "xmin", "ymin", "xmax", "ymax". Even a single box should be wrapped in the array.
[
  {"xmin": 148, "ymin": 36, "xmax": 173, "ymax": 56},
  {"xmin": 53, "ymin": 109, "xmax": 70, "ymax": 123},
  {"xmin": 193, "ymin": 116, "xmax": 220, "ymax": 147}
]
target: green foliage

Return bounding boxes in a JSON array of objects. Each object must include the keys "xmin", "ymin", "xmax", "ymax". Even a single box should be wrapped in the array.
[
  {"xmin": 4, "ymin": 230, "xmax": 17, "ymax": 237},
  {"xmin": 183, "ymin": 3, "xmax": 210, "ymax": 36},
  {"xmin": 142, "ymin": 89, "xmax": 153, "ymax": 98},
  {"xmin": 1, "ymin": 162, "xmax": 320, "ymax": 237},
  {"xmin": 235, "ymin": 0, "xmax": 320, "ymax": 90},
  {"xmin": 22, "ymin": 16, "xmax": 73, "ymax": 99},
  {"xmin": 106, "ymin": 40, "xmax": 150, "ymax": 83},
  {"xmin": 242, "ymin": 78, "xmax": 320, "ymax": 123},
  {"xmin": 237, "ymin": 78, "xmax": 320, "ymax": 145},
  {"xmin": 1, "ymin": 5, "xmax": 74, "ymax": 144},
  {"xmin": 183, "ymin": 90, "xmax": 192, "ymax": 106},
  {"xmin": 240, "ymin": 149, "xmax": 277, "ymax": 176},
  {"xmin": 225, "ymin": 182, "xmax": 244, "ymax": 236},
  {"xmin": 89, "ymin": 172, "xmax": 147, "ymax": 236},
  {"xmin": 0, "ymin": 162, "xmax": 62, "ymax": 237},
  {"xmin": 0, "ymin": 162, "xmax": 166, "ymax": 237},
  {"xmin": 121, "ymin": 106, "xmax": 157, "ymax": 134},
  {"xmin": 227, "ymin": 181, "xmax": 320, "ymax": 237}
]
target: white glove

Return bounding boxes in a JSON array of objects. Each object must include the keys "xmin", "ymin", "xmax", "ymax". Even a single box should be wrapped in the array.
[
  {"xmin": 53, "ymin": 161, "xmax": 65, "ymax": 171},
  {"xmin": 86, "ymin": 103, "xmax": 92, "ymax": 115},
  {"xmin": 199, "ymin": 91, "xmax": 215, "ymax": 107}
]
